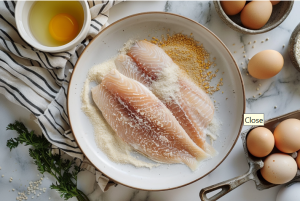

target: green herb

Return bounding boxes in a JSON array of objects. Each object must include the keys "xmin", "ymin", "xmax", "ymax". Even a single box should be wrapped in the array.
[{"xmin": 6, "ymin": 121, "xmax": 90, "ymax": 201}]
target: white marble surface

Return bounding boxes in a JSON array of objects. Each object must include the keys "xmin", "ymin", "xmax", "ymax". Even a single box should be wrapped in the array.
[{"xmin": 1, "ymin": 1, "xmax": 300, "ymax": 201}]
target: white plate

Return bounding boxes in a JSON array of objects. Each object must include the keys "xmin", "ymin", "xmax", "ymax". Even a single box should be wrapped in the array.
[{"xmin": 68, "ymin": 12, "xmax": 245, "ymax": 191}]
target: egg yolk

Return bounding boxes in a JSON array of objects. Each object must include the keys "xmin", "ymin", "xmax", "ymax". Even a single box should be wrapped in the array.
[{"xmin": 49, "ymin": 13, "xmax": 79, "ymax": 43}]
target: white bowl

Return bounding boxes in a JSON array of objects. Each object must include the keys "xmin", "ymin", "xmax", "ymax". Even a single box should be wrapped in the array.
[
  {"xmin": 68, "ymin": 12, "xmax": 245, "ymax": 191},
  {"xmin": 15, "ymin": 0, "xmax": 91, "ymax": 53}
]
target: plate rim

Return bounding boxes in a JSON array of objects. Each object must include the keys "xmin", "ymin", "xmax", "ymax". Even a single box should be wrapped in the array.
[{"xmin": 67, "ymin": 11, "xmax": 246, "ymax": 191}]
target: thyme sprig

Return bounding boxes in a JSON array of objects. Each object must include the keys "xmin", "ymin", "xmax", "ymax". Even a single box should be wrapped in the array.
[{"xmin": 6, "ymin": 121, "xmax": 89, "ymax": 201}]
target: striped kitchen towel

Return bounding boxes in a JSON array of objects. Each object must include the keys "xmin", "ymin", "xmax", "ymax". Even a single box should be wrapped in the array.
[{"xmin": 0, "ymin": 0, "xmax": 121, "ymax": 191}]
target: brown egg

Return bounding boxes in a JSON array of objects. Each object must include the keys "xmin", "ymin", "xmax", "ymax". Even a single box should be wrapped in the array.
[
  {"xmin": 240, "ymin": 1, "xmax": 272, "ymax": 29},
  {"xmin": 221, "ymin": 1, "xmax": 246, "ymax": 16},
  {"xmin": 271, "ymin": 1, "xmax": 280, "ymax": 6},
  {"xmin": 296, "ymin": 150, "xmax": 300, "ymax": 169},
  {"xmin": 274, "ymin": 119, "xmax": 300, "ymax": 153},
  {"xmin": 261, "ymin": 153, "xmax": 297, "ymax": 184},
  {"xmin": 248, "ymin": 50, "xmax": 284, "ymax": 79},
  {"xmin": 247, "ymin": 127, "xmax": 274, "ymax": 157}
]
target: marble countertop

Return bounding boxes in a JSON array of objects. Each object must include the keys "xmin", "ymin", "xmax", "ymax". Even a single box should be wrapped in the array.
[{"xmin": 1, "ymin": 1, "xmax": 300, "ymax": 201}]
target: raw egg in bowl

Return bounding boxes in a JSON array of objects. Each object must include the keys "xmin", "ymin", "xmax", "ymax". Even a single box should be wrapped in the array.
[{"xmin": 15, "ymin": 0, "xmax": 91, "ymax": 52}]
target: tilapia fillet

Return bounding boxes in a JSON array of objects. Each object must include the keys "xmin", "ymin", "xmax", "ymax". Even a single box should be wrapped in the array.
[
  {"xmin": 116, "ymin": 40, "xmax": 216, "ymax": 156},
  {"xmin": 91, "ymin": 69, "xmax": 208, "ymax": 170}
]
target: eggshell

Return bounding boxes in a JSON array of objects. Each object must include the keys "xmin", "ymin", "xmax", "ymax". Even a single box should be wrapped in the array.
[
  {"xmin": 247, "ymin": 127, "xmax": 274, "ymax": 157},
  {"xmin": 240, "ymin": 1, "xmax": 273, "ymax": 29},
  {"xmin": 221, "ymin": 1, "xmax": 246, "ymax": 16},
  {"xmin": 276, "ymin": 182, "xmax": 300, "ymax": 201},
  {"xmin": 248, "ymin": 50, "xmax": 284, "ymax": 79},
  {"xmin": 271, "ymin": 1, "xmax": 280, "ymax": 6},
  {"xmin": 261, "ymin": 153, "xmax": 297, "ymax": 184},
  {"xmin": 274, "ymin": 119, "xmax": 300, "ymax": 153},
  {"xmin": 296, "ymin": 150, "xmax": 300, "ymax": 169}
]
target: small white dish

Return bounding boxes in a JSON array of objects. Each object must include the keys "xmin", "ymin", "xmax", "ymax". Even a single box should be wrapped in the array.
[
  {"xmin": 15, "ymin": 0, "xmax": 91, "ymax": 53},
  {"xmin": 68, "ymin": 12, "xmax": 245, "ymax": 191}
]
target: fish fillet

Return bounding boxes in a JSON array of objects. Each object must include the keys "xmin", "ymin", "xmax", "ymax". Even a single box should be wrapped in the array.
[
  {"xmin": 91, "ymin": 69, "xmax": 209, "ymax": 170},
  {"xmin": 116, "ymin": 40, "xmax": 216, "ymax": 156}
]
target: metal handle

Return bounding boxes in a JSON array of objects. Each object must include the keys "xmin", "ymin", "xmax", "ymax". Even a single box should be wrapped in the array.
[{"xmin": 199, "ymin": 163, "xmax": 257, "ymax": 201}]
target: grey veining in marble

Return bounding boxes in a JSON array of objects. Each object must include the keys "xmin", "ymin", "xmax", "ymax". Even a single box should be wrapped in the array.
[
  {"xmin": 164, "ymin": 1, "xmax": 213, "ymax": 26},
  {"xmin": 1, "ymin": 1, "xmax": 300, "ymax": 201}
]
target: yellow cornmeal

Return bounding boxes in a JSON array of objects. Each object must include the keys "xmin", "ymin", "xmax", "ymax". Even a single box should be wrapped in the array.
[{"xmin": 148, "ymin": 33, "xmax": 223, "ymax": 95}]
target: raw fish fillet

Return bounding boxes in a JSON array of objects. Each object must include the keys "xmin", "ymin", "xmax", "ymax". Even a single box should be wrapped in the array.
[
  {"xmin": 116, "ymin": 40, "xmax": 216, "ymax": 156},
  {"xmin": 91, "ymin": 69, "xmax": 209, "ymax": 170}
]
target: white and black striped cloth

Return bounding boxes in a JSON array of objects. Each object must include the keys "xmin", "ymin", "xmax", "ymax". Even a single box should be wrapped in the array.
[{"xmin": 0, "ymin": 0, "xmax": 120, "ymax": 191}]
